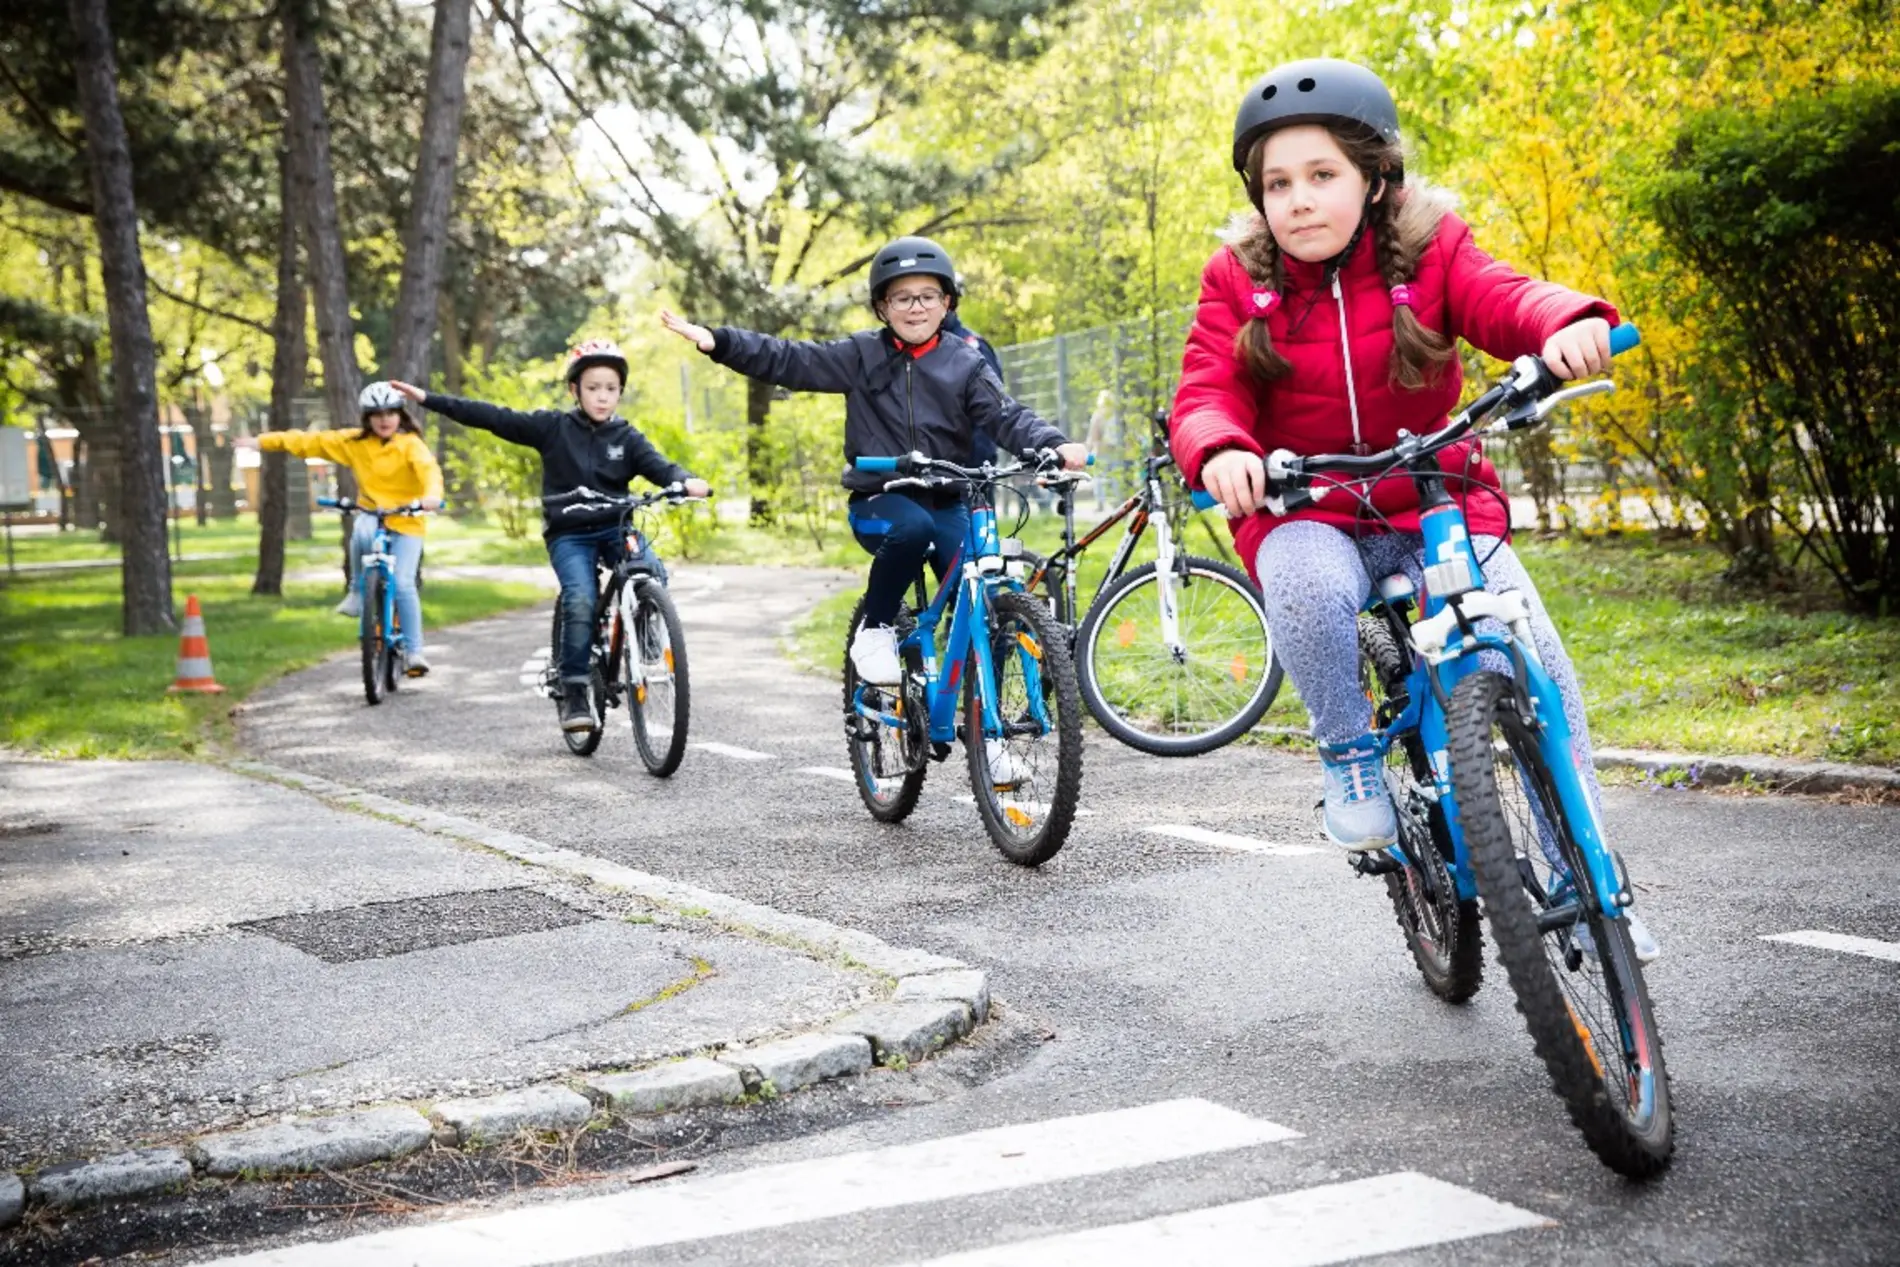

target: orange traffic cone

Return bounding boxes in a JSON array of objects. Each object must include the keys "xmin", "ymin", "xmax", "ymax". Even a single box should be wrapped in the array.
[{"xmin": 166, "ymin": 594, "xmax": 225, "ymax": 693}]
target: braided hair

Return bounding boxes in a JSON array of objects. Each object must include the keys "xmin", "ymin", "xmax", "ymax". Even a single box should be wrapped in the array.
[{"xmin": 1228, "ymin": 124, "xmax": 1453, "ymax": 390}]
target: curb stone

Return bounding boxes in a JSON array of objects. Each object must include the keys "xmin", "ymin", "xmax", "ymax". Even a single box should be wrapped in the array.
[
  {"xmin": 190, "ymin": 1106, "xmax": 433, "ymax": 1177},
  {"xmin": 585, "ymin": 1059, "xmax": 744, "ymax": 1114},
  {"xmin": 830, "ymin": 999, "xmax": 973, "ymax": 1066},
  {"xmin": 0, "ymin": 763, "xmax": 995, "ymax": 1224},
  {"xmin": 24, "ymin": 1148, "xmax": 192, "ymax": 1210},
  {"xmin": 1593, "ymin": 746, "xmax": 1900, "ymax": 795},
  {"xmin": 434, "ymin": 1086, "xmax": 594, "ymax": 1145},
  {"xmin": 718, "ymin": 1033, "xmax": 875, "ymax": 1096}
]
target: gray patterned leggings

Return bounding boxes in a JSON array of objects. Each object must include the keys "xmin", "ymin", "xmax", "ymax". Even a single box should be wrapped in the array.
[{"xmin": 1256, "ymin": 521, "xmax": 1602, "ymax": 809}]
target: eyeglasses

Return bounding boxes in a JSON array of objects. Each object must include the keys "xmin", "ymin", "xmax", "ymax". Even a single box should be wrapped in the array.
[{"xmin": 884, "ymin": 289, "xmax": 946, "ymax": 312}]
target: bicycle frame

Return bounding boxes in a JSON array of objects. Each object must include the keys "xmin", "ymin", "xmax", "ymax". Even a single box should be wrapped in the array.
[
  {"xmin": 357, "ymin": 518, "xmax": 405, "ymax": 653},
  {"xmin": 850, "ymin": 477, "xmax": 1055, "ymax": 749},
  {"xmin": 1029, "ymin": 458, "xmax": 1191, "ymax": 651}
]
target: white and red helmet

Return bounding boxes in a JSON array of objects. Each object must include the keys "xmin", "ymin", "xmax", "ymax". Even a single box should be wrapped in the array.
[{"xmin": 565, "ymin": 338, "xmax": 628, "ymax": 387}]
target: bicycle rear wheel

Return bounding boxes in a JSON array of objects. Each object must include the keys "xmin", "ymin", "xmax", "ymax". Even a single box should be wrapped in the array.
[
  {"xmin": 1359, "ymin": 615, "xmax": 1481, "ymax": 1003},
  {"xmin": 1448, "ymin": 669, "xmax": 1673, "ymax": 1178},
  {"xmin": 360, "ymin": 572, "xmax": 387, "ymax": 706},
  {"xmin": 625, "ymin": 578, "xmax": 690, "ymax": 777},
  {"xmin": 966, "ymin": 590, "xmax": 1083, "ymax": 866},
  {"xmin": 1075, "ymin": 555, "xmax": 1281, "ymax": 756},
  {"xmin": 843, "ymin": 598, "xmax": 927, "ymax": 823},
  {"xmin": 552, "ymin": 607, "xmax": 604, "ymax": 757}
]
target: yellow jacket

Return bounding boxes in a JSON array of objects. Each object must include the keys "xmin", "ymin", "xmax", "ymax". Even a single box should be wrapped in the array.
[{"xmin": 258, "ymin": 428, "xmax": 443, "ymax": 536}]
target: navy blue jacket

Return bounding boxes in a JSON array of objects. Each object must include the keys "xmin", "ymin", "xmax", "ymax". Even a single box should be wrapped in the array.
[
  {"xmin": 941, "ymin": 311, "xmax": 1002, "ymax": 464},
  {"xmin": 707, "ymin": 326, "xmax": 1063, "ymax": 494},
  {"xmin": 420, "ymin": 394, "xmax": 692, "ymax": 538}
]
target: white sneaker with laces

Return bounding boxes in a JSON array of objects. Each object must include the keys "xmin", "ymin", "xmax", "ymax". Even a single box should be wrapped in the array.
[
  {"xmin": 850, "ymin": 624, "xmax": 902, "ymax": 685},
  {"xmin": 985, "ymin": 739, "xmax": 1027, "ymax": 789},
  {"xmin": 334, "ymin": 591, "xmax": 362, "ymax": 618},
  {"xmin": 1574, "ymin": 912, "xmax": 1662, "ymax": 964},
  {"xmin": 1317, "ymin": 735, "xmax": 1398, "ymax": 851}
]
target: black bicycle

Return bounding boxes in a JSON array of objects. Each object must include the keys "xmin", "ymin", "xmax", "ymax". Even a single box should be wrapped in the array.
[
  {"xmin": 1009, "ymin": 429, "xmax": 1281, "ymax": 756},
  {"xmin": 542, "ymin": 485, "xmax": 704, "ymax": 774}
]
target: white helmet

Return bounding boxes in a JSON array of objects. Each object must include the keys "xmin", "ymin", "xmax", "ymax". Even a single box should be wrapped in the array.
[{"xmin": 359, "ymin": 381, "xmax": 405, "ymax": 416}]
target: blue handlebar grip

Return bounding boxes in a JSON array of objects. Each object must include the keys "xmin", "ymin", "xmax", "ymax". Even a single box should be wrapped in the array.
[
  {"xmin": 1608, "ymin": 323, "xmax": 1641, "ymax": 356},
  {"xmin": 317, "ymin": 497, "xmax": 340, "ymax": 508},
  {"xmin": 1086, "ymin": 453, "xmax": 1096, "ymax": 467},
  {"xmin": 1190, "ymin": 490, "xmax": 1218, "ymax": 511},
  {"xmin": 855, "ymin": 456, "xmax": 900, "ymax": 472}
]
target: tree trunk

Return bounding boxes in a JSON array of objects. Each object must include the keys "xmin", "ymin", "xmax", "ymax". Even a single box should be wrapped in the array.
[
  {"xmin": 67, "ymin": 0, "xmax": 172, "ymax": 634},
  {"xmin": 746, "ymin": 375, "xmax": 775, "ymax": 525},
  {"xmin": 386, "ymin": 0, "xmax": 472, "ymax": 392},
  {"xmin": 254, "ymin": 147, "xmax": 307, "ymax": 596},
  {"xmin": 283, "ymin": 0, "xmax": 360, "ymax": 587}
]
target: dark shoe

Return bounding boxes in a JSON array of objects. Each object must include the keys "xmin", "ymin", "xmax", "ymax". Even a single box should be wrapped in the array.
[{"xmin": 560, "ymin": 684, "xmax": 597, "ymax": 733}]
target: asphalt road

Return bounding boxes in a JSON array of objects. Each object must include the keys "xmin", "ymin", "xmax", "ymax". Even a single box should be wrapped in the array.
[{"xmin": 214, "ymin": 562, "xmax": 1900, "ymax": 1266}]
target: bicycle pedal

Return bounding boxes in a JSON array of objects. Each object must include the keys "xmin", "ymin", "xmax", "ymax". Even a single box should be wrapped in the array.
[{"xmin": 1351, "ymin": 851, "xmax": 1403, "ymax": 877}]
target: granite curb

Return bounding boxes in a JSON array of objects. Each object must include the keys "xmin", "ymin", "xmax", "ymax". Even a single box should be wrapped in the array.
[{"xmin": 0, "ymin": 765, "xmax": 993, "ymax": 1229}]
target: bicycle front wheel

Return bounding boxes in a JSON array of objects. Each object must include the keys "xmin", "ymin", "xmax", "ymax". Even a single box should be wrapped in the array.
[
  {"xmin": 1448, "ymin": 669, "xmax": 1674, "ymax": 1178},
  {"xmin": 965, "ymin": 590, "xmax": 1083, "ymax": 867},
  {"xmin": 360, "ymin": 572, "xmax": 387, "ymax": 706},
  {"xmin": 1075, "ymin": 555, "xmax": 1281, "ymax": 756},
  {"xmin": 625, "ymin": 578, "xmax": 690, "ymax": 777}
]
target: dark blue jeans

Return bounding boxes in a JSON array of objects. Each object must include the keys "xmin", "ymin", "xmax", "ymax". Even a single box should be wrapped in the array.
[
  {"xmin": 848, "ymin": 492, "xmax": 969, "ymax": 628},
  {"xmin": 547, "ymin": 525, "xmax": 667, "ymax": 683}
]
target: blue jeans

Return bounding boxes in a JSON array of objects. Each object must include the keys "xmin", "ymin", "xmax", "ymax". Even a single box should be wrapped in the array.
[
  {"xmin": 848, "ymin": 492, "xmax": 969, "ymax": 628},
  {"xmin": 547, "ymin": 525, "xmax": 667, "ymax": 683},
  {"xmin": 352, "ymin": 516, "xmax": 425, "ymax": 656}
]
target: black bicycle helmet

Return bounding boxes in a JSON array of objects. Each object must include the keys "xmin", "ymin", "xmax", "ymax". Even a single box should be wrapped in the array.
[
  {"xmin": 1232, "ymin": 58, "xmax": 1402, "ymax": 193},
  {"xmin": 868, "ymin": 236, "xmax": 959, "ymax": 304}
]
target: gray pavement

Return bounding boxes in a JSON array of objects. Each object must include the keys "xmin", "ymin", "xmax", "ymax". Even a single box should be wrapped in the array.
[{"xmin": 0, "ymin": 755, "xmax": 884, "ymax": 1174}]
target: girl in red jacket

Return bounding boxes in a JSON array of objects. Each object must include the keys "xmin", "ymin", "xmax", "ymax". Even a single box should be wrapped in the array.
[{"xmin": 1172, "ymin": 59, "xmax": 1651, "ymax": 954}]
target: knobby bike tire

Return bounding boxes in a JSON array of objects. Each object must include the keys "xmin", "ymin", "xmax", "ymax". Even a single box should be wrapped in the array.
[
  {"xmin": 552, "ymin": 606, "xmax": 604, "ymax": 757},
  {"xmin": 842, "ymin": 597, "xmax": 927, "ymax": 823},
  {"xmin": 1358, "ymin": 615, "xmax": 1482, "ymax": 1003},
  {"xmin": 964, "ymin": 589, "xmax": 1083, "ymax": 867},
  {"xmin": 360, "ymin": 571, "xmax": 387, "ymax": 706},
  {"xmin": 1447, "ymin": 669, "xmax": 1674, "ymax": 1178},
  {"xmin": 626, "ymin": 578, "xmax": 690, "ymax": 778},
  {"xmin": 1075, "ymin": 555, "xmax": 1282, "ymax": 757}
]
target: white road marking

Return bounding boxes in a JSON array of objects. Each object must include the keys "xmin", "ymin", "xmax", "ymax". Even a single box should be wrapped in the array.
[
  {"xmin": 691, "ymin": 741, "xmax": 776, "ymax": 761},
  {"xmin": 1760, "ymin": 929, "xmax": 1900, "ymax": 963},
  {"xmin": 890, "ymin": 1170, "xmax": 1549, "ymax": 1267},
  {"xmin": 1146, "ymin": 824, "xmax": 1322, "ymax": 857},
  {"xmin": 797, "ymin": 766, "xmax": 858, "ymax": 782},
  {"xmin": 192, "ymin": 1099, "xmax": 1299, "ymax": 1267}
]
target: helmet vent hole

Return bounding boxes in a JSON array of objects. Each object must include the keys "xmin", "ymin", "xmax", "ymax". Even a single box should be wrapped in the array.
[
  {"xmin": 1261, "ymin": 84, "xmax": 1277, "ymax": 100},
  {"xmin": 1298, "ymin": 77, "xmax": 1316, "ymax": 91}
]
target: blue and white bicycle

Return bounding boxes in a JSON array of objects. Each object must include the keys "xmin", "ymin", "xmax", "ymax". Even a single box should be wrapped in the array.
[
  {"xmin": 842, "ymin": 451, "xmax": 1084, "ymax": 866},
  {"xmin": 1264, "ymin": 324, "xmax": 1673, "ymax": 1178},
  {"xmin": 318, "ymin": 497, "xmax": 432, "ymax": 706}
]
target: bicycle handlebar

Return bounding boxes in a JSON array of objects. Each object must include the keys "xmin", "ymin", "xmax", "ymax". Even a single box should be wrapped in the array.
[
  {"xmin": 542, "ymin": 484, "xmax": 711, "ymax": 514},
  {"xmin": 316, "ymin": 498, "xmax": 437, "ymax": 517}
]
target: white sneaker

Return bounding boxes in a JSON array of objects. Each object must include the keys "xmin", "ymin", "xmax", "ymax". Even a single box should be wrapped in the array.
[
  {"xmin": 334, "ymin": 591, "xmax": 362, "ymax": 618},
  {"xmin": 984, "ymin": 739, "xmax": 1027, "ymax": 789},
  {"xmin": 1575, "ymin": 912, "xmax": 1662, "ymax": 964},
  {"xmin": 1317, "ymin": 735, "xmax": 1398, "ymax": 851},
  {"xmin": 850, "ymin": 624, "xmax": 902, "ymax": 685}
]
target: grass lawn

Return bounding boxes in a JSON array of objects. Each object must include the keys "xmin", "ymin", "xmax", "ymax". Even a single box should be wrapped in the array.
[
  {"xmin": 1, "ymin": 552, "xmax": 543, "ymax": 760},
  {"xmin": 786, "ymin": 522, "xmax": 1900, "ymax": 768}
]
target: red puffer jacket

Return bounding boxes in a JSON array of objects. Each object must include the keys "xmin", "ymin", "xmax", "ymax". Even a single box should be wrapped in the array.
[{"xmin": 1170, "ymin": 208, "xmax": 1617, "ymax": 582}]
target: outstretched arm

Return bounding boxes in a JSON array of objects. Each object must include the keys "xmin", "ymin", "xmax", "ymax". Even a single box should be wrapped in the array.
[
  {"xmin": 388, "ymin": 380, "xmax": 556, "ymax": 449},
  {"xmin": 256, "ymin": 428, "xmax": 356, "ymax": 464},
  {"xmin": 659, "ymin": 309, "xmax": 862, "ymax": 393}
]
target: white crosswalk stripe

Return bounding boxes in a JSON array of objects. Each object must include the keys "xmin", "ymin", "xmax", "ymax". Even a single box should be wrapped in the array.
[
  {"xmin": 693, "ymin": 741, "xmax": 777, "ymax": 761},
  {"xmin": 190, "ymin": 1099, "xmax": 1297, "ymax": 1267},
  {"xmin": 890, "ymin": 1170, "xmax": 1549, "ymax": 1266},
  {"xmin": 1146, "ymin": 824, "xmax": 1322, "ymax": 856},
  {"xmin": 1761, "ymin": 929, "xmax": 1900, "ymax": 963}
]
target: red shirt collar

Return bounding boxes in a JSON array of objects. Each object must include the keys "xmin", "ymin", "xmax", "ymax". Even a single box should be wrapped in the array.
[{"xmin": 890, "ymin": 332, "xmax": 941, "ymax": 359}]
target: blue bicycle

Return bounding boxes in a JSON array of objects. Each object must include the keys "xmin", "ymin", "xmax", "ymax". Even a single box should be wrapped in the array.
[
  {"xmin": 843, "ymin": 452, "xmax": 1084, "ymax": 866},
  {"xmin": 1261, "ymin": 324, "xmax": 1673, "ymax": 1178},
  {"xmin": 318, "ymin": 497, "xmax": 431, "ymax": 706}
]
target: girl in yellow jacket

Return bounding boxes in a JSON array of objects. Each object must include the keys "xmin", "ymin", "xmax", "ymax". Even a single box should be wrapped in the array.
[{"xmin": 259, "ymin": 381, "xmax": 444, "ymax": 675}]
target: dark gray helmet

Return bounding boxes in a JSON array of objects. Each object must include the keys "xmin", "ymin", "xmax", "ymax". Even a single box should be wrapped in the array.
[
  {"xmin": 1231, "ymin": 58, "xmax": 1402, "ymax": 176},
  {"xmin": 868, "ymin": 236, "xmax": 959, "ymax": 303}
]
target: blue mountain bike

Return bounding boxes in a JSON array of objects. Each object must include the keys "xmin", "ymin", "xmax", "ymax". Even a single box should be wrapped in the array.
[
  {"xmin": 318, "ymin": 498, "xmax": 431, "ymax": 706},
  {"xmin": 1261, "ymin": 324, "xmax": 1673, "ymax": 1178},
  {"xmin": 843, "ymin": 452, "xmax": 1084, "ymax": 866}
]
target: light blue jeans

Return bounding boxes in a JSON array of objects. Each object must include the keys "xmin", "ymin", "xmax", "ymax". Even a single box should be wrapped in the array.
[{"xmin": 352, "ymin": 514, "xmax": 425, "ymax": 656}]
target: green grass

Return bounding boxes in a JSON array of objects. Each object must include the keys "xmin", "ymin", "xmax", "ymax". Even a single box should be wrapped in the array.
[
  {"xmin": 1, "ymin": 553, "xmax": 543, "ymax": 759},
  {"xmin": 785, "ymin": 525, "xmax": 1900, "ymax": 767}
]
